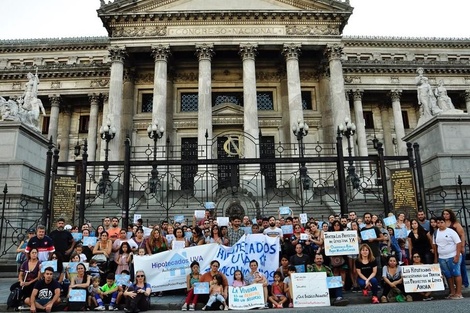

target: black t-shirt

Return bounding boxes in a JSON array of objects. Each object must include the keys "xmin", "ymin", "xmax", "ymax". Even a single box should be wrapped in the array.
[
  {"xmin": 360, "ymin": 226, "xmax": 381, "ymax": 257},
  {"xmin": 49, "ymin": 230, "xmax": 74, "ymax": 256},
  {"xmin": 355, "ymin": 259, "xmax": 377, "ymax": 278},
  {"xmin": 33, "ymin": 279, "xmax": 61, "ymax": 301}
]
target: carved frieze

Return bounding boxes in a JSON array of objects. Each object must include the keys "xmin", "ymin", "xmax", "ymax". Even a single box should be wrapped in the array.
[
  {"xmin": 112, "ymin": 26, "xmax": 166, "ymax": 37},
  {"xmin": 286, "ymin": 25, "xmax": 339, "ymax": 36},
  {"xmin": 256, "ymin": 71, "xmax": 282, "ymax": 82},
  {"xmin": 90, "ymin": 79, "xmax": 109, "ymax": 88},
  {"xmin": 50, "ymin": 81, "xmax": 61, "ymax": 89}
]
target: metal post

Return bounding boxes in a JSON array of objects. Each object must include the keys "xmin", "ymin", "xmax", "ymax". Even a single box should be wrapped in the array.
[
  {"xmin": 122, "ymin": 137, "xmax": 131, "ymax": 230},
  {"xmin": 0, "ymin": 184, "xmax": 7, "ymax": 251},
  {"xmin": 42, "ymin": 137, "xmax": 54, "ymax": 227},
  {"xmin": 336, "ymin": 129, "xmax": 348, "ymax": 216},
  {"xmin": 413, "ymin": 143, "xmax": 427, "ymax": 212},
  {"xmin": 457, "ymin": 175, "xmax": 470, "ymax": 254},
  {"xmin": 377, "ymin": 142, "xmax": 390, "ymax": 214},
  {"xmin": 78, "ymin": 140, "xmax": 88, "ymax": 228}
]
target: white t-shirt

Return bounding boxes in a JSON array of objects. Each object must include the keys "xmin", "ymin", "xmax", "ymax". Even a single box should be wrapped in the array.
[
  {"xmin": 263, "ymin": 227, "xmax": 283, "ymax": 238},
  {"xmin": 433, "ymin": 227, "xmax": 461, "ymax": 259}
]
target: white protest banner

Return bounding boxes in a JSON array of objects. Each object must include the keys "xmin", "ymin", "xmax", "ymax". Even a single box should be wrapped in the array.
[
  {"xmin": 323, "ymin": 231, "xmax": 359, "ymax": 256},
  {"xmin": 229, "ymin": 284, "xmax": 265, "ymax": 310},
  {"xmin": 291, "ymin": 272, "xmax": 330, "ymax": 307},
  {"xmin": 402, "ymin": 264, "xmax": 445, "ymax": 293},
  {"xmin": 209, "ymin": 234, "xmax": 280, "ymax": 285},
  {"xmin": 134, "ymin": 244, "xmax": 218, "ymax": 292}
]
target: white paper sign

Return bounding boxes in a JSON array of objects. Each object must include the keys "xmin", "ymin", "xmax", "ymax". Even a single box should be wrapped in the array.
[
  {"xmin": 300, "ymin": 233, "xmax": 309, "ymax": 240},
  {"xmin": 360, "ymin": 229, "xmax": 377, "ymax": 241},
  {"xmin": 299, "ymin": 213, "xmax": 308, "ymax": 224},
  {"xmin": 291, "ymin": 272, "xmax": 330, "ymax": 307},
  {"xmin": 279, "ymin": 206, "xmax": 291, "ymax": 215},
  {"xmin": 402, "ymin": 264, "xmax": 445, "ymax": 293},
  {"xmin": 172, "ymin": 240, "xmax": 186, "ymax": 250},
  {"xmin": 194, "ymin": 210, "xmax": 206, "ymax": 220},
  {"xmin": 383, "ymin": 215, "xmax": 397, "ymax": 227},
  {"xmin": 133, "ymin": 214, "xmax": 142, "ymax": 224},
  {"xmin": 323, "ymin": 230, "xmax": 359, "ymax": 256},
  {"xmin": 217, "ymin": 217, "xmax": 229, "ymax": 226},
  {"xmin": 229, "ymin": 284, "xmax": 265, "ymax": 310}
]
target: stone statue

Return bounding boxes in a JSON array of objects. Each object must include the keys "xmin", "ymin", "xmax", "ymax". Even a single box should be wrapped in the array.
[
  {"xmin": 434, "ymin": 80, "xmax": 455, "ymax": 111},
  {"xmin": 0, "ymin": 72, "xmax": 46, "ymax": 131},
  {"xmin": 416, "ymin": 68, "xmax": 442, "ymax": 126}
]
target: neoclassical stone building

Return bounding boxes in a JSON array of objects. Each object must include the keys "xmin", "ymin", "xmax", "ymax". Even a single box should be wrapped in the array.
[{"xmin": 1, "ymin": 0, "xmax": 469, "ymax": 220}]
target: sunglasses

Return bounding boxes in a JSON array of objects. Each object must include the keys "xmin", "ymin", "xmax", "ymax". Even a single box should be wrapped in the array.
[{"xmin": 136, "ymin": 275, "xmax": 145, "ymax": 278}]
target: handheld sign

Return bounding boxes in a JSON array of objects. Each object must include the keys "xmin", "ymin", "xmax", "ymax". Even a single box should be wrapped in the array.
[
  {"xmin": 174, "ymin": 215, "xmax": 185, "ymax": 223},
  {"xmin": 193, "ymin": 282, "xmax": 210, "ymax": 294},
  {"xmin": 69, "ymin": 289, "xmax": 87, "ymax": 302},
  {"xmin": 172, "ymin": 240, "xmax": 186, "ymax": 250},
  {"xmin": 291, "ymin": 273, "xmax": 330, "ymax": 307},
  {"xmin": 82, "ymin": 236, "xmax": 97, "ymax": 246},
  {"xmin": 204, "ymin": 202, "xmax": 215, "ymax": 210},
  {"xmin": 194, "ymin": 210, "xmax": 206, "ymax": 220},
  {"xmin": 360, "ymin": 229, "xmax": 377, "ymax": 241},
  {"xmin": 299, "ymin": 213, "xmax": 308, "ymax": 224},
  {"xmin": 133, "ymin": 214, "xmax": 141, "ymax": 224},
  {"xmin": 41, "ymin": 260, "xmax": 57, "ymax": 273},
  {"xmin": 402, "ymin": 264, "xmax": 445, "ymax": 293},
  {"xmin": 279, "ymin": 206, "xmax": 291, "ymax": 215},
  {"xmin": 217, "ymin": 217, "xmax": 229, "ymax": 227},
  {"xmin": 323, "ymin": 230, "xmax": 359, "ymax": 256}
]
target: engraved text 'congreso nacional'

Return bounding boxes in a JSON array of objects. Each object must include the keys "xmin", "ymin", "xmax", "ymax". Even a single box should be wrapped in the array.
[{"xmin": 167, "ymin": 26, "xmax": 285, "ymax": 37}]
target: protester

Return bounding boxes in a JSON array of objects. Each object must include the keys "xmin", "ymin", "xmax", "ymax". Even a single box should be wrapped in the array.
[
  {"xmin": 25, "ymin": 225, "xmax": 55, "ymax": 262},
  {"xmin": 182, "ymin": 261, "xmax": 200, "ymax": 311},
  {"xmin": 123, "ymin": 270, "xmax": 151, "ymax": 313},
  {"xmin": 355, "ymin": 244, "xmax": 380, "ymax": 304},
  {"xmin": 24, "ymin": 267, "xmax": 61, "ymax": 313}
]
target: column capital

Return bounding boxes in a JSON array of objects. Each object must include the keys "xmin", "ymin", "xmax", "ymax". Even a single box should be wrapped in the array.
[
  {"xmin": 352, "ymin": 89, "xmax": 364, "ymax": 101},
  {"xmin": 61, "ymin": 103, "xmax": 73, "ymax": 115},
  {"xmin": 325, "ymin": 44, "xmax": 344, "ymax": 61},
  {"xmin": 195, "ymin": 44, "xmax": 215, "ymax": 61},
  {"xmin": 151, "ymin": 44, "xmax": 171, "ymax": 62},
  {"xmin": 239, "ymin": 44, "xmax": 258, "ymax": 61},
  {"xmin": 48, "ymin": 94, "xmax": 61, "ymax": 107},
  {"xmin": 102, "ymin": 93, "xmax": 109, "ymax": 103},
  {"xmin": 465, "ymin": 89, "xmax": 470, "ymax": 102},
  {"xmin": 389, "ymin": 89, "xmax": 402, "ymax": 102},
  {"xmin": 124, "ymin": 68, "xmax": 136, "ymax": 83},
  {"xmin": 89, "ymin": 93, "xmax": 100, "ymax": 106},
  {"xmin": 282, "ymin": 43, "xmax": 301, "ymax": 61},
  {"xmin": 108, "ymin": 46, "xmax": 127, "ymax": 63}
]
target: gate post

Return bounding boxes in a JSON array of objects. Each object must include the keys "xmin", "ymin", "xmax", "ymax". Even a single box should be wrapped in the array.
[
  {"xmin": 0, "ymin": 184, "xmax": 7, "ymax": 251},
  {"xmin": 413, "ymin": 143, "xmax": 427, "ymax": 213},
  {"xmin": 78, "ymin": 140, "xmax": 88, "ymax": 228},
  {"xmin": 336, "ymin": 129, "xmax": 348, "ymax": 216},
  {"xmin": 377, "ymin": 142, "xmax": 391, "ymax": 214},
  {"xmin": 122, "ymin": 137, "xmax": 131, "ymax": 230},
  {"xmin": 42, "ymin": 137, "xmax": 54, "ymax": 227}
]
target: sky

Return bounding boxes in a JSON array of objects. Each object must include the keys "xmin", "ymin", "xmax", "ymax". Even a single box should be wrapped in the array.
[{"xmin": 0, "ymin": 0, "xmax": 469, "ymax": 40}]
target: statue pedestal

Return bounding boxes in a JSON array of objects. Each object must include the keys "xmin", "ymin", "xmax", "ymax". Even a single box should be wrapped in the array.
[
  {"xmin": 403, "ymin": 114, "xmax": 470, "ymax": 190},
  {"xmin": 0, "ymin": 122, "xmax": 49, "ymax": 196}
]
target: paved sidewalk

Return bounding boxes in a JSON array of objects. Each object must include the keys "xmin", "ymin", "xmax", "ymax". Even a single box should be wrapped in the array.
[{"xmin": 1, "ymin": 267, "xmax": 469, "ymax": 311}]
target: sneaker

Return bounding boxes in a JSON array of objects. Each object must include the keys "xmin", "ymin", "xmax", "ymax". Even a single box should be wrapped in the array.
[
  {"xmin": 224, "ymin": 305, "xmax": 229, "ymax": 310},
  {"xmin": 108, "ymin": 306, "xmax": 118, "ymax": 311},
  {"xmin": 381, "ymin": 296, "xmax": 388, "ymax": 303},
  {"xmin": 362, "ymin": 289, "xmax": 368, "ymax": 296},
  {"xmin": 189, "ymin": 304, "xmax": 195, "ymax": 311},
  {"xmin": 265, "ymin": 303, "xmax": 269, "ymax": 309},
  {"xmin": 333, "ymin": 297, "xmax": 349, "ymax": 306},
  {"xmin": 17, "ymin": 306, "xmax": 29, "ymax": 311},
  {"xmin": 406, "ymin": 295, "xmax": 413, "ymax": 302},
  {"xmin": 182, "ymin": 303, "xmax": 188, "ymax": 311},
  {"xmin": 422, "ymin": 296, "xmax": 433, "ymax": 301},
  {"xmin": 201, "ymin": 306, "xmax": 207, "ymax": 311},
  {"xmin": 371, "ymin": 296, "xmax": 379, "ymax": 304},
  {"xmin": 95, "ymin": 306, "xmax": 106, "ymax": 311}
]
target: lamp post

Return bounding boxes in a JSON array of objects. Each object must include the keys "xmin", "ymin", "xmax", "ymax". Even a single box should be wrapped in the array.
[
  {"xmin": 147, "ymin": 120, "xmax": 164, "ymax": 193},
  {"xmin": 292, "ymin": 119, "xmax": 309, "ymax": 213},
  {"xmin": 98, "ymin": 119, "xmax": 116, "ymax": 194},
  {"xmin": 338, "ymin": 117, "xmax": 360, "ymax": 189}
]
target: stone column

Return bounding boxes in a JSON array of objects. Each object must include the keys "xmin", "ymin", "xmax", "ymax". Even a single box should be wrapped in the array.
[
  {"xmin": 151, "ymin": 45, "xmax": 170, "ymax": 144},
  {"xmin": 282, "ymin": 43, "xmax": 303, "ymax": 146},
  {"xmin": 352, "ymin": 90, "xmax": 368, "ymax": 157},
  {"xmin": 59, "ymin": 105, "xmax": 72, "ymax": 162},
  {"xmin": 240, "ymin": 44, "xmax": 259, "ymax": 158},
  {"xmin": 379, "ymin": 103, "xmax": 394, "ymax": 156},
  {"xmin": 390, "ymin": 89, "xmax": 407, "ymax": 155},
  {"xmin": 107, "ymin": 46, "xmax": 127, "ymax": 161},
  {"xmin": 465, "ymin": 90, "xmax": 470, "ymax": 114},
  {"xmin": 196, "ymin": 44, "xmax": 214, "ymax": 158},
  {"xmin": 99, "ymin": 93, "xmax": 109, "ymax": 161},
  {"xmin": 47, "ymin": 95, "xmax": 61, "ymax": 144},
  {"xmin": 325, "ymin": 44, "xmax": 351, "ymax": 133},
  {"xmin": 87, "ymin": 94, "xmax": 100, "ymax": 162}
]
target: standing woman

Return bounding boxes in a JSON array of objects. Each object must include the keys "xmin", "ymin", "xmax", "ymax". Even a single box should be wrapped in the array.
[
  {"xmin": 206, "ymin": 225, "xmax": 229, "ymax": 245},
  {"xmin": 188, "ymin": 227, "xmax": 205, "ymax": 247},
  {"xmin": 355, "ymin": 244, "xmax": 380, "ymax": 304},
  {"xmin": 133, "ymin": 227, "xmax": 146, "ymax": 252},
  {"xmin": 123, "ymin": 270, "xmax": 151, "ymax": 313},
  {"xmin": 16, "ymin": 229, "xmax": 35, "ymax": 269},
  {"xmin": 408, "ymin": 219, "xmax": 433, "ymax": 264},
  {"xmin": 18, "ymin": 247, "xmax": 41, "ymax": 301},
  {"xmin": 146, "ymin": 228, "xmax": 168, "ymax": 255}
]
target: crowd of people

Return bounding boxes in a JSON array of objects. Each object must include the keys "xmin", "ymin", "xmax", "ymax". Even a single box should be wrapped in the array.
[{"xmin": 12, "ymin": 207, "xmax": 467, "ymax": 311}]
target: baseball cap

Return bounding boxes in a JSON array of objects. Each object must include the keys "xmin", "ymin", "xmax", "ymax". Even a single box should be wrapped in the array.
[
  {"xmin": 27, "ymin": 228, "xmax": 35, "ymax": 233},
  {"xmin": 64, "ymin": 224, "xmax": 72, "ymax": 230}
]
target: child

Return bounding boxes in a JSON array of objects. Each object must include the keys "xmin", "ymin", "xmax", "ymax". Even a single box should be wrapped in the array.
[
  {"xmin": 116, "ymin": 269, "xmax": 132, "ymax": 307},
  {"xmin": 88, "ymin": 276, "xmax": 101, "ymax": 309},
  {"xmin": 283, "ymin": 265, "xmax": 296, "ymax": 308},
  {"xmin": 115, "ymin": 242, "xmax": 132, "ymax": 274},
  {"xmin": 94, "ymin": 272, "xmax": 119, "ymax": 310},
  {"xmin": 66, "ymin": 252, "xmax": 82, "ymax": 283},
  {"xmin": 137, "ymin": 248, "xmax": 146, "ymax": 256},
  {"xmin": 88, "ymin": 259, "xmax": 103, "ymax": 279},
  {"xmin": 232, "ymin": 270, "xmax": 245, "ymax": 287},
  {"xmin": 202, "ymin": 274, "xmax": 228, "ymax": 311},
  {"xmin": 74, "ymin": 244, "xmax": 88, "ymax": 262},
  {"xmin": 268, "ymin": 271, "xmax": 287, "ymax": 308}
]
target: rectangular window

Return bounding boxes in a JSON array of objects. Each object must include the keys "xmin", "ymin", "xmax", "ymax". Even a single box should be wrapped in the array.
[
  {"xmin": 363, "ymin": 111, "xmax": 374, "ymax": 129},
  {"xmin": 181, "ymin": 92, "xmax": 198, "ymax": 112},
  {"xmin": 181, "ymin": 138, "xmax": 198, "ymax": 192},
  {"xmin": 402, "ymin": 111, "xmax": 410, "ymax": 129},
  {"xmin": 257, "ymin": 92, "xmax": 274, "ymax": 110},
  {"xmin": 141, "ymin": 94, "xmax": 153, "ymax": 113},
  {"xmin": 79, "ymin": 115, "xmax": 90, "ymax": 133},
  {"xmin": 212, "ymin": 92, "xmax": 243, "ymax": 107},
  {"xmin": 260, "ymin": 136, "xmax": 276, "ymax": 189},
  {"xmin": 301, "ymin": 91, "xmax": 312, "ymax": 110}
]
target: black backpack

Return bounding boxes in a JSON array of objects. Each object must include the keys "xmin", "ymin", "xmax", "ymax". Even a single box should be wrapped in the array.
[{"xmin": 7, "ymin": 286, "xmax": 22, "ymax": 309}]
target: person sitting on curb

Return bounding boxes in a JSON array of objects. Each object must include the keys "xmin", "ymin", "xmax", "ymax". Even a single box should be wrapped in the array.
[
  {"xmin": 23, "ymin": 266, "xmax": 61, "ymax": 313},
  {"xmin": 309, "ymin": 253, "xmax": 349, "ymax": 306}
]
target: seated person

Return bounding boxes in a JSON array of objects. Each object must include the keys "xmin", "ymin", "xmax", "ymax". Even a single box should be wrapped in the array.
[
  {"xmin": 268, "ymin": 271, "xmax": 287, "ymax": 308},
  {"xmin": 123, "ymin": 270, "xmax": 151, "ymax": 313},
  {"xmin": 381, "ymin": 255, "xmax": 412, "ymax": 302},
  {"xmin": 93, "ymin": 273, "xmax": 119, "ymax": 311},
  {"xmin": 310, "ymin": 254, "xmax": 349, "ymax": 306},
  {"xmin": 24, "ymin": 266, "xmax": 61, "ymax": 313}
]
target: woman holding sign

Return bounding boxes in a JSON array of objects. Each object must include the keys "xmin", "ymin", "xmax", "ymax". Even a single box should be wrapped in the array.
[
  {"xmin": 355, "ymin": 244, "xmax": 380, "ymax": 304},
  {"xmin": 182, "ymin": 261, "xmax": 200, "ymax": 311}
]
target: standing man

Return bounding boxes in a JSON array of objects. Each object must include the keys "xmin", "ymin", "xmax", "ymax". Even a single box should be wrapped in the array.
[
  {"xmin": 161, "ymin": 220, "xmax": 169, "ymax": 236},
  {"xmin": 340, "ymin": 216, "xmax": 349, "ymax": 230},
  {"xmin": 263, "ymin": 216, "xmax": 283, "ymax": 242},
  {"xmin": 107, "ymin": 217, "xmax": 121, "ymax": 242},
  {"xmin": 227, "ymin": 216, "xmax": 245, "ymax": 246},
  {"xmin": 25, "ymin": 225, "xmax": 55, "ymax": 262},
  {"xmin": 347, "ymin": 211, "xmax": 357, "ymax": 229},
  {"xmin": 360, "ymin": 212, "xmax": 385, "ymax": 269},
  {"xmin": 417, "ymin": 209, "xmax": 430, "ymax": 231},
  {"xmin": 24, "ymin": 267, "xmax": 61, "ymax": 313},
  {"xmin": 49, "ymin": 218, "xmax": 75, "ymax": 261},
  {"xmin": 433, "ymin": 216, "xmax": 463, "ymax": 300},
  {"xmin": 103, "ymin": 217, "xmax": 111, "ymax": 231}
]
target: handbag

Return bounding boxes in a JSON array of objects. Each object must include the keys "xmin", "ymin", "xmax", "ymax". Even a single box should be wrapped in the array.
[
  {"xmin": 91, "ymin": 254, "xmax": 107, "ymax": 263},
  {"xmin": 329, "ymin": 256, "xmax": 345, "ymax": 267}
]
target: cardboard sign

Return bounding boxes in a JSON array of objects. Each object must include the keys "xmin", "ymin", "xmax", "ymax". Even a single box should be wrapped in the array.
[
  {"xmin": 402, "ymin": 264, "xmax": 445, "ymax": 293},
  {"xmin": 291, "ymin": 272, "xmax": 330, "ymax": 307},
  {"xmin": 323, "ymin": 230, "xmax": 359, "ymax": 256},
  {"xmin": 229, "ymin": 284, "xmax": 265, "ymax": 310},
  {"xmin": 217, "ymin": 217, "xmax": 229, "ymax": 226},
  {"xmin": 193, "ymin": 282, "xmax": 210, "ymax": 294},
  {"xmin": 69, "ymin": 289, "xmax": 87, "ymax": 302}
]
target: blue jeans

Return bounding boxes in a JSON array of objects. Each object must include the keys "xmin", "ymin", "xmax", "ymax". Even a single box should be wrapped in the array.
[
  {"xmin": 438, "ymin": 256, "xmax": 461, "ymax": 278},
  {"xmin": 357, "ymin": 277, "xmax": 379, "ymax": 296},
  {"xmin": 460, "ymin": 254, "xmax": 469, "ymax": 287}
]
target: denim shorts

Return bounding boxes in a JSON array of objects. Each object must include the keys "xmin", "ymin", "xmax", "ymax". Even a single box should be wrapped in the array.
[{"xmin": 438, "ymin": 256, "xmax": 461, "ymax": 278}]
